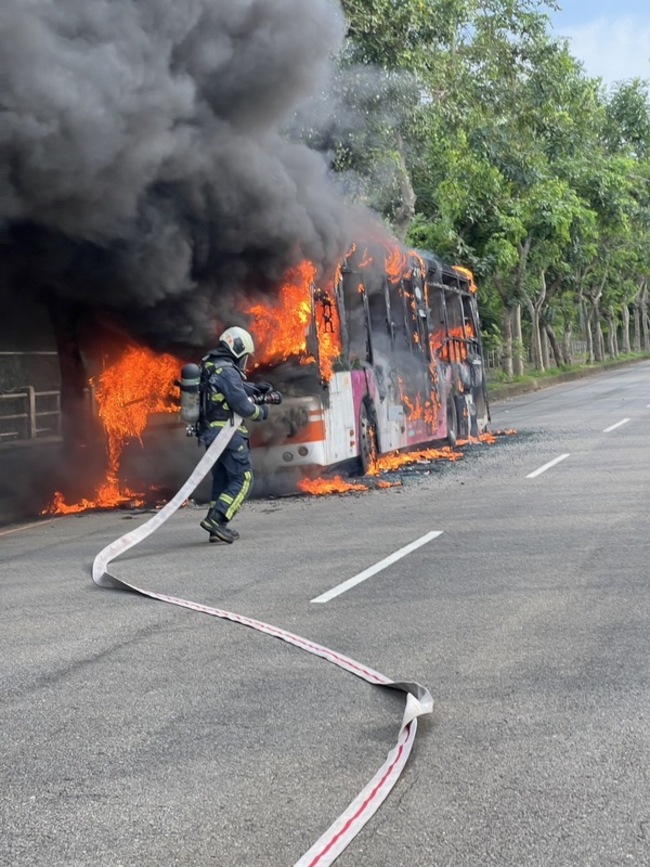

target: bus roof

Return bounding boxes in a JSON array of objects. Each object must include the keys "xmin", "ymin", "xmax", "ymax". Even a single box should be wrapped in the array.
[{"xmin": 414, "ymin": 251, "xmax": 477, "ymax": 294}]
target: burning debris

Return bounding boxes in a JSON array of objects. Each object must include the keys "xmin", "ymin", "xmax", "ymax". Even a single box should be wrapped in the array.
[
  {"xmin": 296, "ymin": 431, "xmax": 518, "ymax": 498},
  {"xmin": 297, "ymin": 476, "xmax": 371, "ymax": 495}
]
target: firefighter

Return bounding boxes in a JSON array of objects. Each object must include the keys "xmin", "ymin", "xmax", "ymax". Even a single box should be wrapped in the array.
[{"xmin": 197, "ymin": 326, "xmax": 274, "ymax": 543}]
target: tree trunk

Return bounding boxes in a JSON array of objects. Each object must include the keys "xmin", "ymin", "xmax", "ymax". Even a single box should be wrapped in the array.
[
  {"xmin": 641, "ymin": 283, "xmax": 650, "ymax": 352},
  {"xmin": 512, "ymin": 304, "xmax": 524, "ymax": 376},
  {"xmin": 541, "ymin": 327, "xmax": 550, "ymax": 368},
  {"xmin": 500, "ymin": 306, "xmax": 513, "ymax": 376},
  {"xmin": 587, "ymin": 288, "xmax": 605, "ymax": 363},
  {"xmin": 582, "ymin": 298, "xmax": 594, "ymax": 363},
  {"xmin": 606, "ymin": 307, "xmax": 617, "ymax": 358},
  {"xmin": 561, "ymin": 320, "xmax": 573, "ymax": 366},
  {"xmin": 544, "ymin": 322, "xmax": 563, "ymax": 368},
  {"xmin": 621, "ymin": 305, "xmax": 631, "ymax": 354},
  {"xmin": 593, "ymin": 317, "xmax": 605, "ymax": 362},
  {"xmin": 633, "ymin": 302, "xmax": 642, "ymax": 352},
  {"xmin": 525, "ymin": 297, "xmax": 544, "ymax": 371}
]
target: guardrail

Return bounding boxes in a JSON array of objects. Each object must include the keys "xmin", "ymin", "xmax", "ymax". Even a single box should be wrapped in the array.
[{"xmin": 0, "ymin": 387, "xmax": 62, "ymax": 443}]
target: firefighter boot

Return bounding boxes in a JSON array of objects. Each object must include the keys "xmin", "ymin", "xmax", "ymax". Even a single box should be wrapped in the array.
[
  {"xmin": 210, "ymin": 526, "xmax": 239, "ymax": 543},
  {"xmin": 200, "ymin": 508, "xmax": 238, "ymax": 543}
]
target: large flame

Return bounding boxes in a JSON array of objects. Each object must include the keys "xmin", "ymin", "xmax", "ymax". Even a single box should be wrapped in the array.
[
  {"xmin": 247, "ymin": 261, "xmax": 315, "ymax": 367},
  {"xmin": 246, "ymin": 260, "xmax": 341, "ymax": 382},
  {"xmin": 43, "ymin": 345, "xmax": 179, "ymax": 514},
  {"xmin": 313, "ymin": 285, "xmax": 342, "ymax": 381},
  {"xmin": 381, "ymin": 239, "xmax": 411, "ymax": 284},
  {"xmin": 243, "ymin": 236, "xmax": 426, "ymax": 382}
]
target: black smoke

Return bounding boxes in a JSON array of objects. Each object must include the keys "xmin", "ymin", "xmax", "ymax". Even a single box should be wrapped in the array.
[{"xmin": 0, "ymin": 0, "xmax": 361, "ymax": 350}]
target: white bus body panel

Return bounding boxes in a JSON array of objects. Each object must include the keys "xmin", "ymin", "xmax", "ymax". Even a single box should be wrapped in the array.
[{"xmin": 322, "ymin": 371, "xmax": 357, "ymax": 465}]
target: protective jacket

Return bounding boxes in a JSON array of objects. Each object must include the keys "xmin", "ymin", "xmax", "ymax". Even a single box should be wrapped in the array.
[{"xmin": 199, "ymin": 350, "xmax": 264, "ymax": 439}]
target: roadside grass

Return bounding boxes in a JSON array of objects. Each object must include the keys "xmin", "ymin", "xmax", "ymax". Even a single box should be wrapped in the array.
[{"xmin": 486, "ymin": 351, "xmax": 650, "ymax": 399}]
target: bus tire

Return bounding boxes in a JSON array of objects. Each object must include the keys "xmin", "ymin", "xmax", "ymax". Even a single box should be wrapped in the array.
[
  {"xmin": 358, "ymin": 401, "xmax": 375, "ymax": 475},
  {"xmin": 446, "ymin": 394, "xmax": 458, "ymax": 448}
]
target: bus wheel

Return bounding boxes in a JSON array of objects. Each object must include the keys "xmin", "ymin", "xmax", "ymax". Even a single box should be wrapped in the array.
[
  {"xmin": 358, "ymin": 402, "xmax": 376, "ymax": 475},
  {"xmin": 446, "ymin": 394, "xmax": 458, "ymax": 448}
]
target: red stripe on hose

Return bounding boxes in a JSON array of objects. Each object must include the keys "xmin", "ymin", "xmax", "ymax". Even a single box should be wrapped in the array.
[{"xmin": 307, "ymin": 723, "xmax": 414, "ymax": 866}]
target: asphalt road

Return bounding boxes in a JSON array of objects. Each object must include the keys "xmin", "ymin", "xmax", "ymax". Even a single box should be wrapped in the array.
[{"xmin": 2, "ymin": 362, "xmax": 649, "ymax": 867}]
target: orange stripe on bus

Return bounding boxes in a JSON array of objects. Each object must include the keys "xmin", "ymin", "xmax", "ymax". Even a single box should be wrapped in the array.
[{"xmin": 286, "ymin": 419, "xmax": 326, "ymax": 445}]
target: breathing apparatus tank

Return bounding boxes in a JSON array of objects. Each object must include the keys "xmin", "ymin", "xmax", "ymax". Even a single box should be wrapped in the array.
[{"xmin": 178, "ymin": 363, "xmax": 202, "ymax": 427}]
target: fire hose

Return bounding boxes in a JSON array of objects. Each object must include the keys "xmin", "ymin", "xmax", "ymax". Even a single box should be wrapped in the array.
[{"xmin": 92, "ymin": 415, "xmax": 433, "ymax": 866}]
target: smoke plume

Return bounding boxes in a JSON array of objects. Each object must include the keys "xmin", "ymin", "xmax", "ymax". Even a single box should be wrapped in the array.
[{"xmin": 0, "ymin": 0, "xmax": 357, "ymax": 348}]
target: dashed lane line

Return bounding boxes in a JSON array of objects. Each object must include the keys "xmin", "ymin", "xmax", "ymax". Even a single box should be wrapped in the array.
[
  {"xmin": 603, "ymin": 418, "xmax": 631, "ymax": 433},
  {"xmin": 0, "ymin": 518, "xmax": 57, "ymax": 537},
  {"xmin": 310, "ymin": 531, "xmax": 443, "ymax": 603},
  {"xmin": 526, "ymin": 453, "xmax": 571, "ymax": 479}
]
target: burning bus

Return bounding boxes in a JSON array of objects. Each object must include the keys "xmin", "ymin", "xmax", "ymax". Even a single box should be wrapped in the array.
[
  {"xmin": 30, "ymin": 235, "xmax": 490, "ymax": 517},
  {"xmin": 2, "ymin": 0, "xmax": 494, "ymax": 520},
  {"xmin": 245, "ymin": 239, "xmax": 490, "ymax": 488}
]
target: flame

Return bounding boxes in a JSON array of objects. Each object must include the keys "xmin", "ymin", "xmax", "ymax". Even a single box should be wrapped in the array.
[
  {"xmin": 396, "ymin": 377, "xmax": 429, "ymax": 423},
  {"xmin": 464, "ymin": 431, "xmax": 495, "ymax": 445},
  {"xmin": 43, "ymin": 345, "xmax": 179, "ymax": 515},
  {"xmin": 368, "ymin": 445, "xmax": 463, "ymax": 475},
  {"xmin": 452, "ymin": 265, "xmax": 478, "ymax": 294},
  {"xmin": 377, "ymin": 237, "xmax": 410, "ymax": 284},
  {"xmin": 297, "ymin": 431, "xmax": 516, "ymax": 496},
  {"xmin": 314, "ymin": 286, "xmax": 342, "ymax": 381},
  {"xmin": 298, "ymin": 475, "xmax": 369, "ymax": 495},
  {"xmin": 436, "ymin": 325, "xmax": 475, "ymax": 362},
  {"xmin": 297, "ymin": 475, "xmax": 402, "ymax": 496}
]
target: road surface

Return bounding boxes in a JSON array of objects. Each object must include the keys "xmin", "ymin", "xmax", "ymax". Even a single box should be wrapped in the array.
[{"xmin": 2, "ymin": 361, "xmax": 649, "ymax": 866}]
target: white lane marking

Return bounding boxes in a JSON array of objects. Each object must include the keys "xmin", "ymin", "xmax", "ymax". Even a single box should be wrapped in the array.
[
  {"xmin": 526, "ymin": 453, "xmax": 570, "ymax": 479},
  {"xmin": 603, "ymin": 418, "xmax": 630, "ymax": 433},
  {"xmin": 311, "ymin": 531, "xmax": 443, "ymax": 603},
  {"xmin": 0, "ymin": 519, "xmax": 57, "ymax": 537}
]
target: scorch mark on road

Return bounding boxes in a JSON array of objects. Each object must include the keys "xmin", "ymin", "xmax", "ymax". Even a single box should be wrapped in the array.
[{"xmin": 310, "ymin": 531, "xmax": 443, "ymax": 603}]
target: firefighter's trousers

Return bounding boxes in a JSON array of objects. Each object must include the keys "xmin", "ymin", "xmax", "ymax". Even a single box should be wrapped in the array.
[{"xmin": 206, "ymin": 430, "xmax": 254, "ymax": 522}]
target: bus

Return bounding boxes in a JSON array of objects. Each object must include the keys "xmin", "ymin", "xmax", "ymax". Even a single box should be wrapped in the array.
[{"xmin": 250, "ymin": 240, "xmax": 490, "ymax": 483}]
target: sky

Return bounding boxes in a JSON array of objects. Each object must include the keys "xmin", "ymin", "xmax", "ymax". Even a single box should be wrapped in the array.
[{"xmin": 549, "ymin": 1, "xmax": 650, "ymax": 86}]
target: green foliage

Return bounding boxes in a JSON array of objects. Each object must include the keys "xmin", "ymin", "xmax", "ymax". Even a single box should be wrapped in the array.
[{"xmin": 318, "ymin": 0, "xmax": 650, "ymax": 362}]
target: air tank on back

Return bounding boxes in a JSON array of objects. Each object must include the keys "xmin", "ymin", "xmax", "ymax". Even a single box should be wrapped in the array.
[{"xmin": 178, "ymin": 363, "xmax": 201, "ymax": 424}]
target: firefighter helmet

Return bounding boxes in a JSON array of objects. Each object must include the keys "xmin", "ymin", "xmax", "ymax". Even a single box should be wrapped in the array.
[{"xmin": 218, "ymin": 326, "xmax": 255, "ymax": 361}]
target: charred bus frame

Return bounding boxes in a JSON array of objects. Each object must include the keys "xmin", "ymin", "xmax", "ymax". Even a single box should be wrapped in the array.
[{"xmin": 252, "ymin": 246, "xmax": 490, "ymax": 479}]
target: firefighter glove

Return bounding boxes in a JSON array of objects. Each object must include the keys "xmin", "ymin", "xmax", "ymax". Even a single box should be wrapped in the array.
[{"xmin": 254, "ymin": 380, "xmax": 274, "ymax": 394}]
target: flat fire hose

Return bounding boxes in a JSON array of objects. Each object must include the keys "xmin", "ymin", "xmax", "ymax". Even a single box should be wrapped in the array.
[{"xmin": 92, "ymin": 416, "xmax": 433, "ymax": 866}]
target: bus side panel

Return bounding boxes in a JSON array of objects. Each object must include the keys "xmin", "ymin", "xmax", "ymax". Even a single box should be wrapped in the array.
[
  {"xmin": 251, "ymin": 395, "xmax": 327, "ymax": 476},
  {"xmin": 323, "ymin": 371, "xmax": 357, "ymax": 465},
  {"xmin": 352, "ymin": 366, "xmax": 412, "ymax": 455}
]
